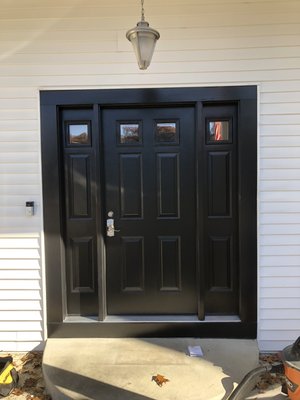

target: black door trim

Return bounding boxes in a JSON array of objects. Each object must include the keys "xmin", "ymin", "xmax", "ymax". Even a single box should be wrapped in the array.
[{"xmin": 40, "ymin": 86, "xmax": 257, "ymax": 338}]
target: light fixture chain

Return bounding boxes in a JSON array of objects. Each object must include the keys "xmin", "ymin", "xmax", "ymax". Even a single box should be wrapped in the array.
[{"xmin": 141, "ymin": 0, "xmax": 145, "ymax": 21}]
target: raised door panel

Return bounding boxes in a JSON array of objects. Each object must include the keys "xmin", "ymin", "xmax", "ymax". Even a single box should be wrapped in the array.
[
  {"xmin": 208, "ymin": 152, "xmax": 231, "ymax": 217},
  {"xmin": 159, "ymin": 236, "xmax": 182, "ymax": 291},
  {"xmin": 70, "ymin": 237, "xmax": 96, "ymax": 293},
  {"xmin": 157, "ymin": 153, "xmax": 180, "ymax": 219},
  {"xmin": 120, "ymin": 154, "xmax": 143, "ymax": 219},
  {"xmin": 121, "ymin": 237, "xmax": 145, "ymax": 291},
  {"xmin": 68, "ymin": 154, "xmax": 91, "ymax": 218}
]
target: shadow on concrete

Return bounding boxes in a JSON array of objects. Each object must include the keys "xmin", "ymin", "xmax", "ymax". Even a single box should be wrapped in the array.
[
  {"xmin": 220, "ymin": 376, "xmax": 235, "ymax": 400},
  {"xmin": 43, "ymin": 364, "xmax": 153, "ymax": 400}
]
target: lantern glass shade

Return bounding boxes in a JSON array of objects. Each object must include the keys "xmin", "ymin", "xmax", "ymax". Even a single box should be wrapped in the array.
[{"xmin": 126, "ymin": 21, "xmax": 160, "ymax": 70}]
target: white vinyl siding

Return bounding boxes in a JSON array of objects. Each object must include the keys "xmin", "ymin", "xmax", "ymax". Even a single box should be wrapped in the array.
[
  {"xmin": 0, "ymin": 0, "xmax": 299, "ymax": 351},
  {"xmin": 0, "ymin": 236, "xmax": 44, "ymax": 351}
]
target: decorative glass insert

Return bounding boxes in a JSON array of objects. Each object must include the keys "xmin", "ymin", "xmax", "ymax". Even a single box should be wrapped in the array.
[
  {"xmin": 155, "ymin": 121, "xmax": 178, "ymax": 143},
  {"xmin": 207, "ymin": 121, "xmax": 230, "ymax": 142},
  {"xmin": 119, "ymin": 123, "xmax": 141, "ymax": 144},
  {"xmin": 68, "ymin": 123, "xmax": 90, "ymax": 145}
]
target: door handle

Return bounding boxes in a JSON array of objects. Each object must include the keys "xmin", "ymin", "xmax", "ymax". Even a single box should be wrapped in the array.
[{"xmin": 106, "ymin": 218, "xmax": 120, "ymax": 237}]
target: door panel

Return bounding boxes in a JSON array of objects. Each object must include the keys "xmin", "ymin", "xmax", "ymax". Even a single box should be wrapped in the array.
[{"xmin": 103, "ymin": 107, "xmax": 197, "ymax": 315}]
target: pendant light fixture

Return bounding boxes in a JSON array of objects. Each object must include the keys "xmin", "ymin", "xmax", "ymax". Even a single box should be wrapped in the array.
[{"xmin": 126, "ymin": 0, "xmax": 160, "ymax": 70}]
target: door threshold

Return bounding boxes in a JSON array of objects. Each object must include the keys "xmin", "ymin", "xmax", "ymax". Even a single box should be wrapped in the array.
[
  {"xmin": 104, "ymin": 315, "xmax": 199, "ymax": 323},
  {"xmin": 104, "ymin": 315, "xmax": 241, "ymax": 323},
  {"xmin": 51, "ymin": 315, "xmax": 254, "ymax": 338},
  {"xmin": 64, "ymin": 316, "xmax": 98, "ymax": 323},
  {"xmin": 63, "ymin": 315, "xmax": 241, "ymax": 323}
]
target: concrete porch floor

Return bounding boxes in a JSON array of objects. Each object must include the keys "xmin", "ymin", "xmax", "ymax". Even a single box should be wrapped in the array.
[{"xmin": 43, "ymin": 338, "xmax": 286, "ymax": 400}]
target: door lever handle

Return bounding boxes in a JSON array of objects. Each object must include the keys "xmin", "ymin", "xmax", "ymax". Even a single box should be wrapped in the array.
[{"xmin": 106, "ymin": 218, "xmax": 120, "ymax": 237}]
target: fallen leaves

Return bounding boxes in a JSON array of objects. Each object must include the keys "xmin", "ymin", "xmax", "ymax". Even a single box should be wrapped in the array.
[
  {"xmin": 256, "ymin": 353, "xmax": 285, "ymax": 393},
  {"xmin": 0, "ymin": 352, "xmax": 51, "ymax": 400},
  {"xmin": 152, "ymin": 374, "xmax": 169, "ymax": 387}
]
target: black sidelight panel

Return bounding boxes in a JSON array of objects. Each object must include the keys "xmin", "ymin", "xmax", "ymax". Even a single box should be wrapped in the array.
[
  {"xmin": 61, "ymin": 108, "xmax": 99, "ymax": 316},
  {"xmin": 203, "ymin": 103, "xmax": 239, "ymax": 315}
]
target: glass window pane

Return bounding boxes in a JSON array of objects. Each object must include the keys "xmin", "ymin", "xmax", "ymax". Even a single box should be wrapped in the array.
[
  {"xmin": 68, "ymin": 124, "xmax": 89, "ymax": 145},
  {"xmin": 155, "ymin": 122, "xmax": 177, "ymax": 143},
  {"xmin": 119, "ymin": 123, "xmax": 141, "ymax": 144},
  {"xmin": 208, "ymin": 121, "xmax": 230, "ymax": 142}
]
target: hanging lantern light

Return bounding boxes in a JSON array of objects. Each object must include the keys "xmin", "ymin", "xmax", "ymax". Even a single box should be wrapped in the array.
[{"xmin": 126, "ymin": 0, "xmax": 160, "ymax": 70}]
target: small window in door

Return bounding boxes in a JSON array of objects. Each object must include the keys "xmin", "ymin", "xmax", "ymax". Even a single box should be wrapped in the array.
[
  {"xmin": 66, "ymin": 122, "xmax": 91, "ymax": 146},
  {"xmin": 118, "ymin": 122, "xmax": 142, "ymax": 144},
  {"xmin": 155, "ymin": 120, "xmax": 179, "ymax": 144},
  {"xmin": 207, "ymin": 120, "xmax": 231, "ymax": 143}
]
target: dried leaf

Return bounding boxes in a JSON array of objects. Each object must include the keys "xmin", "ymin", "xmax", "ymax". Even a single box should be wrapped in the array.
[
  {"xmin": 22, "ymin": 353, "xmax": 35, "ymax": 363},
  {"xmin": 11, "ymin": 387, "xmax": 24, "ymax": 396},
  {"xmin": 256, "ymin": 353, "xmax": 285, "ymax": 391},
  {"xmin": 152, "ymin": 374, "xmax": 169, "ymax": 386},
  {"xmin": 24, "ymin": 377, "xmax": 39, "ymax": 387}
]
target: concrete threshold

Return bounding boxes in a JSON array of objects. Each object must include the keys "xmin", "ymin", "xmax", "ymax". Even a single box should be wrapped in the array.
[{"xmin": 42, "ymin": 338, "xmax": 282, "ymax": 400}]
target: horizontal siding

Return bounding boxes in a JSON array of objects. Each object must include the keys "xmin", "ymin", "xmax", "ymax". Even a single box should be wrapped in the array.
[
  {"xmin": 261, "ymin": 266, "xmax": 300, "ymax": 278},
  {"xmin": 0, "ymin": 301, "xmax": 41, "ymax": 310},
  {"xmin": 1, "ymin": 59, "xmax": 300, "ymax": 75},
  {"xmin": 0, "ymin": 0, "xmax": 299, "ymax": 351},
  {"xmin": 0, "ymin": 234, "xmax": 44, "ymax": 350},
  {"xmin": 260, "ymin": 236, "xmax": 300, "ymax": 245}
]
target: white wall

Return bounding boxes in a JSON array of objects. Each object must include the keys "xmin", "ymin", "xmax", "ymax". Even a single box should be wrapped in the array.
[{"xmin": 0, "ymin": 0, "xmax": 299, "ymax": 352}]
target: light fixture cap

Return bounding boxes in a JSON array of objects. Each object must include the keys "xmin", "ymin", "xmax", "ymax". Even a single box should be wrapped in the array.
[{"xmin": 126, "ymin": 20, "xmax": 160, "ymax": 70}]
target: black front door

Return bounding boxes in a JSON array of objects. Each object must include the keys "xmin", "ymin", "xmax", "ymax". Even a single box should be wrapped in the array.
[
  {"xmin": 42, "ymin": 86, "xmax": 257, "ymax": 337},
  {"xmin": 103, "ymin": 107, "xmax": 197, "ymax": 315}
]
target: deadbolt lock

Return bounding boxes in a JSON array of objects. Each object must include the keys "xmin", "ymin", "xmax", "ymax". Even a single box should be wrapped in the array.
[{"xmin": 106, "ymin": 213, "xmax": 120, "ymax": 237}]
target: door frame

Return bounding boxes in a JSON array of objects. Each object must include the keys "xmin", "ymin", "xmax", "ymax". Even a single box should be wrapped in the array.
[{"xmin": 40, "ymin": 86, "xmax": 257, "ymax": 338}]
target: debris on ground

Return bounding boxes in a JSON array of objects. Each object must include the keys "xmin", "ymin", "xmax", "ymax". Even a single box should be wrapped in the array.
[
  {"xmin": 151, "ymin": 374, "xmax": 170, "ymax": 387},
  {"xmin": 256, "ymin": 353, "xmax": 285, "ymax": 393},
  {"xmin": 0, "ymin": 352, "xmax": 51, "ymax": 400}
]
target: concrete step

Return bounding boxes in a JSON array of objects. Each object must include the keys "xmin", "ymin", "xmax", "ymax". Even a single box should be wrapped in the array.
[{"xmin": 42, "ymin": 337, "xmax": 273, "ymax": 400}]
